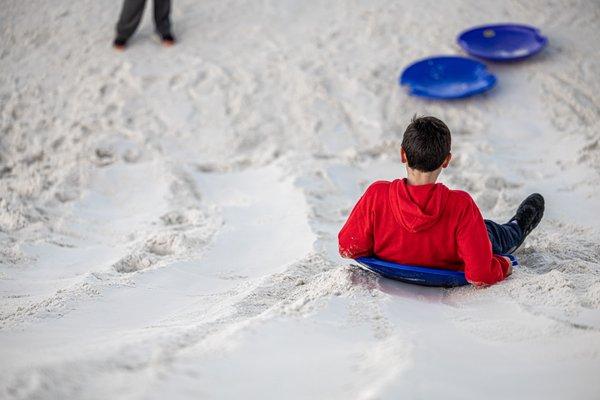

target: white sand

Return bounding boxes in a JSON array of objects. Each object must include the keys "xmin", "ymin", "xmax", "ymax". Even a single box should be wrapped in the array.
[{"xmin": 1, "ymin": 0, "xmax": 600, "ymax": 398}]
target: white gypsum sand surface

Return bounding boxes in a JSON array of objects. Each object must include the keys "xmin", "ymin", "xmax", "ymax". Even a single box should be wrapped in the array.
[{"xmin": 1, "ymin": 0, "xmax": 600, "ymax": 399}]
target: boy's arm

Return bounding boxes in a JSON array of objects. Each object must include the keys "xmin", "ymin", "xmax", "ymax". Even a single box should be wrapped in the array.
[
  {"xmin": 338, "ymin": 186, "xmax": 376, "ymax": 259},
  {"xmin": 457, "ymin": 199, "xmax": 511, "ymax": 286}
]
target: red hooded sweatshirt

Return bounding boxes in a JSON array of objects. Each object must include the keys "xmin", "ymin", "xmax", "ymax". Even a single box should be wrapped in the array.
[{"xmin": 338, "ymin": 179, "xmax": 510, "ymax": 286}]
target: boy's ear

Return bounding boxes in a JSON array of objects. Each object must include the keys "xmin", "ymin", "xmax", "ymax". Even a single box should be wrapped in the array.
[
  {"xmin": 400, "ymin": 147, "xmax": 407, "ymax": 164},
  {"xmin": 441, "ymin": 153, "xmax": 452, "ymax": 168}
]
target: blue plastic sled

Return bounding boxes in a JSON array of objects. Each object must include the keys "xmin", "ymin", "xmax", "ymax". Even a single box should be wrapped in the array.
[
  {"xmin": 399, "ymin": 56, "xmax": 496, "ymax": 99},
  {"xmin": 457, "ymin": 24, "xmax": 547, "ymax": 61},
  {"xmin": 355, "ymin": 255, "xmax": 519, "ymax": 288}
]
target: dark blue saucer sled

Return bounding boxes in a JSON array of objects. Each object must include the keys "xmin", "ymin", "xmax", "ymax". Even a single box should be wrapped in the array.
[
  {"xmin": 399, "ymin": 56, "xmax": 496, "ymax": 99},
  {"xmin": 355, "ymin": 255, "xmax": 519, "ymax": 288},
  {"xmin": 457, "ymin": 24, "xmax": 547, "ymax": 61}
]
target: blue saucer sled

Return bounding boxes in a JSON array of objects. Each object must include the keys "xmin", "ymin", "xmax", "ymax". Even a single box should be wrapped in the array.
[
  {"xmin": 355, "ymin": 255, "xmax": 518, "ymax": 287},
  {"xmin": 457, "ymin": 24, "xmax": 547, "ymax": 61},
  {"xmin": 399, "ymin": 56, "xmax": 496, "ymax": 99}
]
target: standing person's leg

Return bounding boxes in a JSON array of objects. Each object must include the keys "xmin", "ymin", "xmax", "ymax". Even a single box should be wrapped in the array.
[
  {"xmin": 153, "ymin": 0, "xmax": 173, "ymax": 40},
  {"xmin": 485, "ymin": 220, "xmax": 523, "ymax": 255},
  {"xmin": 115, "ymin": 0, "xmax": 147, "ymax": 44}
]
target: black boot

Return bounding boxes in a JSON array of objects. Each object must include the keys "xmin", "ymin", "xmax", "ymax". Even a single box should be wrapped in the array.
[{"xmin": 508, "ymin": 193, "xmax": 545, "ymax": 252}]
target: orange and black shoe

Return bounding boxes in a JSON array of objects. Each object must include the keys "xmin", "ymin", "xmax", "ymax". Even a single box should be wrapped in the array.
[
  {"xmin": 160, "ymin": 33, "xmax": 176, "ymax": 47},
  {"xmin": 113, "ymin": 37, "xmax": 127, "ymax": 51}
]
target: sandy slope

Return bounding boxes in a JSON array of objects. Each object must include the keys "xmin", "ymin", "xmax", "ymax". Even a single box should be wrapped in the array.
[{"xmin": 1, "ymin": 0, "xmax": 600, "ymax": 399}]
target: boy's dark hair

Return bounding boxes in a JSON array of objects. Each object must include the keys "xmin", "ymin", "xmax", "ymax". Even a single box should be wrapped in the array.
[{"xmin": 401, "ymin": 115, "xmax": 451, "ymax": 172}]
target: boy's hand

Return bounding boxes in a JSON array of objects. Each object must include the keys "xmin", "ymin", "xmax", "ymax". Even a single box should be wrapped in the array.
[{"xmin": 503, "ymin": 256, "xmax": 513, "ymax": 276}]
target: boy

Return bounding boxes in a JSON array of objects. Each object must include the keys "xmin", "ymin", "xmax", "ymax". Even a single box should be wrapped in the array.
[{"xmin": 338, "ymin": 116, "xmax": 544, "ymax": 286}]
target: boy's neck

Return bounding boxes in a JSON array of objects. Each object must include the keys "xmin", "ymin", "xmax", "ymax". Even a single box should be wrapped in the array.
[{"xmin": 406, "ymin": 167, "xmax": 441, "ymax": 186}]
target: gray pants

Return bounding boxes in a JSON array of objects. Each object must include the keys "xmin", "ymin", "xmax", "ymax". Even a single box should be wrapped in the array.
[{"xmin": 116, "ymin": 0, "xmax": 171, "ymax": 41}]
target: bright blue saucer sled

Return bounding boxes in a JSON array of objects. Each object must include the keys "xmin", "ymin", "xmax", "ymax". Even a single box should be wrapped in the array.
[
  {"xmin": 457, "ymin": 24, "xmax": 547, "ymax": 61},
  {"xmin": 355, "ymin": 255, "xmax": 519, "ymax": 288},
  {"xmin": 399, "ymin": 56, "xmax": 496, "ymax": 99}
]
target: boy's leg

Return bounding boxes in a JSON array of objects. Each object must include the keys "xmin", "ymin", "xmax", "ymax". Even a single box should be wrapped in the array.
[
  {"xmin": 116, "ymin": 0, "xmax": 147, "ymax": 41},
  {"xmin": 486, "ymin": 193, "xmax": 545, "ymax": 255},
  {"xmin": 484, "ymin": 220, "xmax": 523, "ymax": 255},
  {"xmin": 153, "ymin": 0, "xmax": 172, "ymax": 37}
]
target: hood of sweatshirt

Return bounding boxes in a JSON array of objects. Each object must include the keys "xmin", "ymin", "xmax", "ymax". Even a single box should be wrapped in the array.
[{"xmin": 389, "ymin": 178, "xmax": 450, "ymax": 233}]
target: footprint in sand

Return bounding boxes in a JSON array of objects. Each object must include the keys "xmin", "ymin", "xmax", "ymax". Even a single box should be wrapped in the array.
[
  {"xmin": 112, "ymin": 253, "xmax": 157, "ymax": 274},
  {"xmin": 144, "ymin": 232, "xmax": 189, "ymax": 256}
]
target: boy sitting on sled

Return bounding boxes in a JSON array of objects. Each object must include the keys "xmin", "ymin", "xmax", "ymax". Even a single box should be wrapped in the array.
[{"xmin": 338, "ymin": 116, "xmax": 544, "ymax": 286}]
